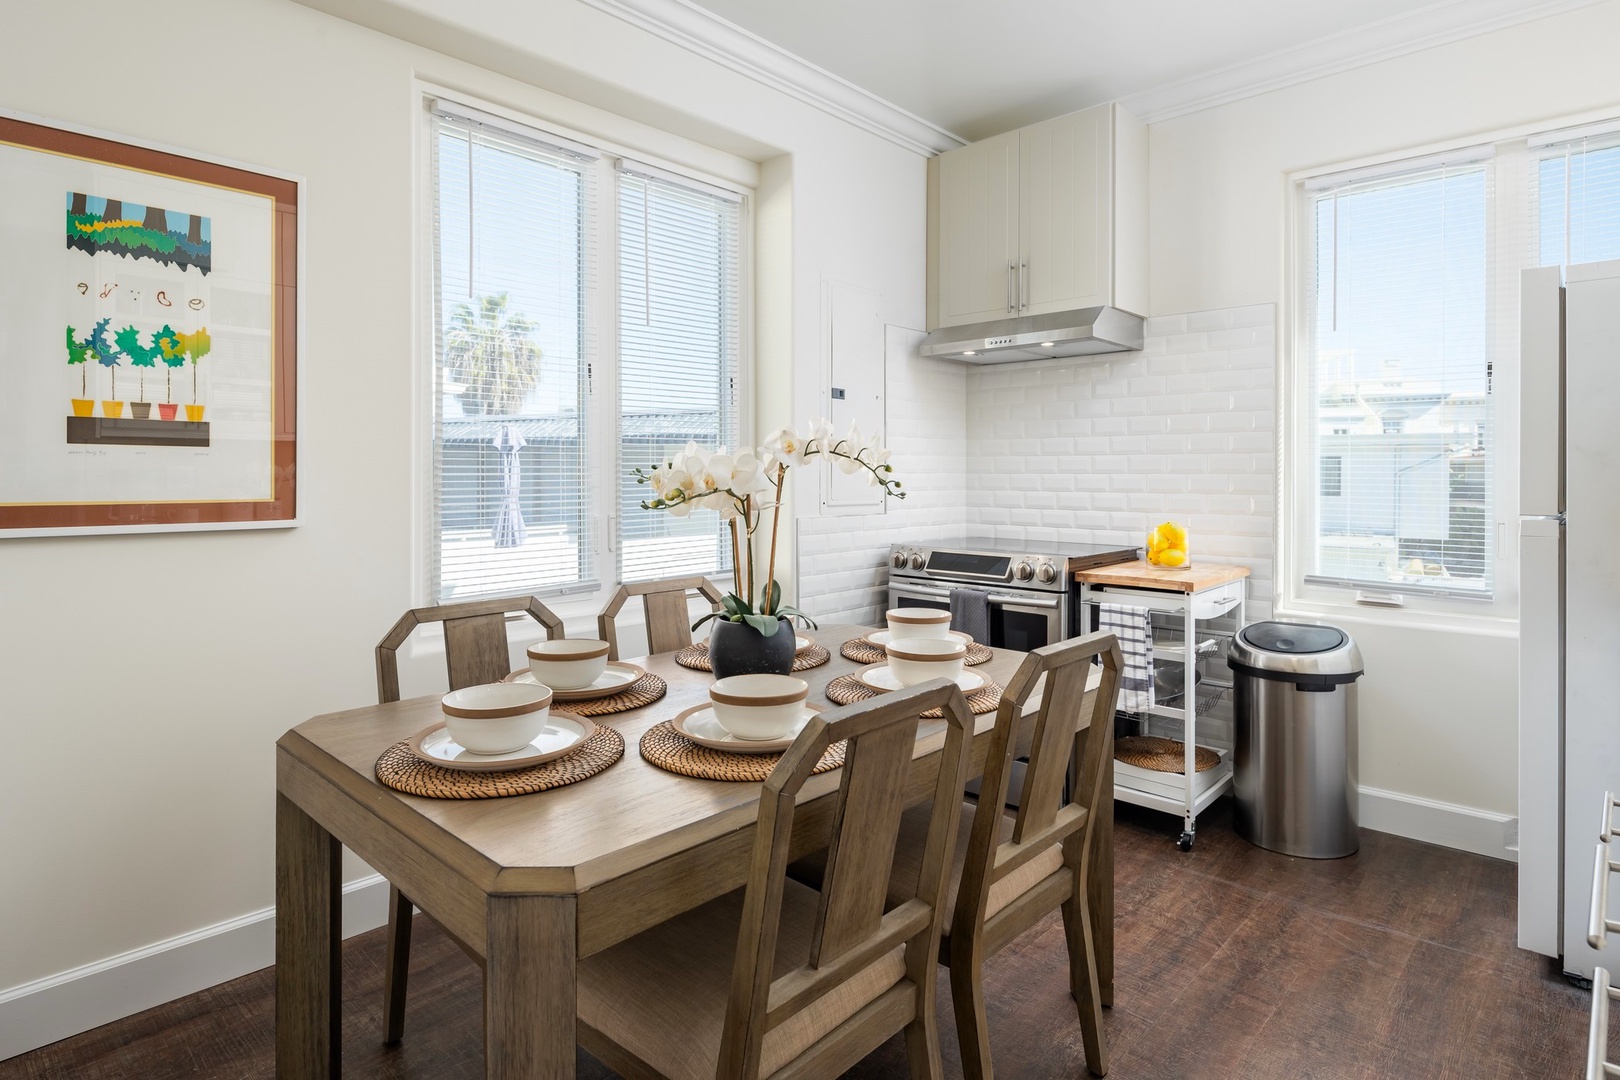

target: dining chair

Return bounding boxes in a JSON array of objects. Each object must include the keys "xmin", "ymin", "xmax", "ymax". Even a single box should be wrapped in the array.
[
  {"xmin": 790, "ymin": 632, "xmax": 1122, "ymax": 1078},
  {"xmin": 373, "ymin": 593, "xmax": 565, "ymax": 1045},
  {"xmin": 597, "ymin": 574, "xmax": 726, "ymax": 660},
  {"xmin": 575, "ymin": 678, "xmax": 975, "ymax": 1080}
]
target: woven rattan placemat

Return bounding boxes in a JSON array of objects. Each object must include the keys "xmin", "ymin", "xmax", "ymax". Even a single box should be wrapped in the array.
[
  {"xmin": 673, "ymin": 642, "xmax": 831, "ymax": 673},
  {"xmin": 823, "ymin": 672, "xmax": 1003, "ymax": 715},
  {"xmin": 839, "ymin": 637, "xmax": 993, "ymax": 667},
  {"xmin": 1115, "ymin": 735, "xmax": 1220, "ymax": 774},
  {"xmin": 639, "ymin": 721, "xmax": 845, "ymax": 781},
  {"xmin": 375, "ymin": 725, "xmax": 625, "ymax": 799},
  {"xmin": 502, "ymin": 671, "xmax": 667, "ymax": 716}
]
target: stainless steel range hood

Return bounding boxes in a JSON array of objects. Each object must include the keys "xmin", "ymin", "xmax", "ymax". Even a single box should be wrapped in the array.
[{"xmin": 919, "ymin": 305, "xmax": 1144, "ymax": 364}]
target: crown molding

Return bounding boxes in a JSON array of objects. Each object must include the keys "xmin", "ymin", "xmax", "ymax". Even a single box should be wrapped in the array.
[
  {"xmin": 1121, "ymin": 0, "xmax": 1611, "ymax": 124},
  {"xmin": 576, "ymin": 0, "xmax": 965, "ymax": 157}
]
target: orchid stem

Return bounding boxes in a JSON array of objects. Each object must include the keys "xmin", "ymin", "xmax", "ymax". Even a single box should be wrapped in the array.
[
  {"xmin": 728, "ymin": 518, "xmax": 743, "ymax": 598},
  {"xmin": 743, "ymin": 496, "xmax": 755, "ymax": 607},
  {"xmin": 764, "ymin": 463, "xmax": 785, "ymax": 616}
]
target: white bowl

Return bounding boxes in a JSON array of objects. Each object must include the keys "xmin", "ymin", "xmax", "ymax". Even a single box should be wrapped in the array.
[
  {"xmin": 886, "ymin": 607, "xmax": 952, "ymax": 641},
  {"xmin": 884, "ymin": 638, "xmax": 968, "ymax": 687},
  {"xmin": 709, "ymin": 674, "xmax": 809, "ymax": 741},
  {"xmin": 441, "ymin": 682, "xmax": 553, "ymax": 755},
  {"xmin": 527, "ymin": 638, "xmax": 611, "ymax": 690}
]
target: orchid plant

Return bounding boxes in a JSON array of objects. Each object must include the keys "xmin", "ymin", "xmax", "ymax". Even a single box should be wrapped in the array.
[{"xmin": 635, "ymin": 419, "xmax": 904, "ymax": 637}]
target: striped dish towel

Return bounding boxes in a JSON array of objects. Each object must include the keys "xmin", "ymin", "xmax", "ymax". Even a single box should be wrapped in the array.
[{"xmin": 1097, "ymin": 602, "xmax": 1154, "ymax": 713}]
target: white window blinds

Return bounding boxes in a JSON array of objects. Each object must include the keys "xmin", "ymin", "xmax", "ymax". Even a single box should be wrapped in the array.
[
  {"xmin": 1301, "ymin": 156, "xmax": 1494, "ymax": 597},
  {"xmin": 431, "ymin": 107, "xmax": 598, "ymax": 602},
  {"xmin": 616, "ymin": 164, "xmax": 742, "ymax": 584},
  {"xmin": 1534, "ymin": 127, "xmax": 1620, "ymax": 266}
]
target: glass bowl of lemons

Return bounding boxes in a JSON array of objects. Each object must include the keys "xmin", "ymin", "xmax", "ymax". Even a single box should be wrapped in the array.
[{"xmin": 1147, "ymin": 521, "xmax": 1190, "ymax": 569}]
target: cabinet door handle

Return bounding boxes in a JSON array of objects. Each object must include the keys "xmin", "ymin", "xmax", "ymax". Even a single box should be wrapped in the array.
[
  {"xmin": 1007, "ymin": 262, "xmax": 1016, "ymax": 313},
  {"xmin": 1020, "ymin": 260, "xmax": 1029, "ymax": 311}
]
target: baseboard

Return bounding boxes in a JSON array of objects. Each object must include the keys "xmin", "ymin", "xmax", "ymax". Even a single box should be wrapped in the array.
[
  {"xmin": 0, "ymin": 874, "xmax": 392, "ymax": 1063},
  {"xmin": 1358, "ymin": 786, "xmax": 1518, "ymax": 862}
]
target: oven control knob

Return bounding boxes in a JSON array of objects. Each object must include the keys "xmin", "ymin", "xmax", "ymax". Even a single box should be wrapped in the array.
[
  {"xmin": 908, "ymin": 553, "xmax": 925, "ymax": 571},
  {"xmin": 1036, "ymin": 562, "xmax": 1058, "ymax": 584},
  {"xmin": 892, "ymin": 551, "xmax": 907, "ymax": 569},
  {"xmin": 1013, "ymin": 560, "xmax": 1034, "ymax": 581}
]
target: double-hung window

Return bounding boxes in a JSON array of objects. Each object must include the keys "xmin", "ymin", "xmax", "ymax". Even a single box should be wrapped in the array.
[
  {"xmin": 1296, "ymin": 153, "xmax": 1495, "ymax": 601},
  {"xmin": 1534, "ymin": 125, "xmax": 1620, "ymax": 266},
  {"xmin": 427, "ymin": 101, "xmax": 744, "ymax": 604}
]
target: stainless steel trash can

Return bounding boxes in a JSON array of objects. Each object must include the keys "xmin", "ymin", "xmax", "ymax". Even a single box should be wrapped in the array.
[{"xmin": 1227, "ymin": 621, "xmax": 1364, "ymax": 858}]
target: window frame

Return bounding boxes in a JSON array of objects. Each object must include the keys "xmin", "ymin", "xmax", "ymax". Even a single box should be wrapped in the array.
[
  {"xmin": 413, "ymin": 88, "xmax": 753, "ymax": 615},
  {"xmin": 1283, "ymin": 143, "xmax": 1523, "ymax": 630}
]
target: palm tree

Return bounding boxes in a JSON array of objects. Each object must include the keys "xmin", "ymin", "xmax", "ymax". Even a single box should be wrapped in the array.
[{"xmin": 443, "ymin": 293, "xmax": 544, "ymax": 416}]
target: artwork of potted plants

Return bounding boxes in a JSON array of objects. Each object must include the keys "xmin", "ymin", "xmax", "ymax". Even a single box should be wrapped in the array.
[
  {"xmin": 65, "ymin": 319, "xmax": 106, "ymax": 417},
  {"xmin": 156, "ymin": 329, "xmax": 186, "ymax": 420},
  {"xmin": 91, "ymin": 320, "xmax": 124, "ymax": 418},
  {"xmin": 635, "ymin": 419, "xmax": 904, "ymax": 679},
  {"xmin": 115, "ymin": 324, "xmax": 165, "ymax": 420},
  {"xmin": 181, "ymin": 327, "xmax": 211, "ymax": 421}
]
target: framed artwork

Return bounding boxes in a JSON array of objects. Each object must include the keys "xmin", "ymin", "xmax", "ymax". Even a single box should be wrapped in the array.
[{"xmin": 0, "ymin": 111, "xmax": 298, "ymax": 536}]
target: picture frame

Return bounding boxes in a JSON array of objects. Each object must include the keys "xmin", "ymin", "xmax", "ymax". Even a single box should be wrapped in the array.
[{"xmin": 0, "ymin": 110, "xmax": 299, "ymax": 537}]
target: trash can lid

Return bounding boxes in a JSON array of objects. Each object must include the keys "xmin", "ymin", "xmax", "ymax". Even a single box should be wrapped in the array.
[{"xmin": 1228, "ymin": 621, "xmax": 1363, "ymax": 680}]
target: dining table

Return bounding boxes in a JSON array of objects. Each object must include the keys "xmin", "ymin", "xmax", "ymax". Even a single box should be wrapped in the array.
[{"xmin": 275, "ymin": 623, "xmax": 1113, "ymax": 1079}]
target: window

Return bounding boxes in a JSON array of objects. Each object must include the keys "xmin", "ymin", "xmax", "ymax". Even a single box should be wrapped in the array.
[
  {"xmin": 1536, "ymin": 127, "xmax": 1620, "ymax": 266},
  {"xmin": 1298, "ymin": 155, "xmax": 1494, "ymax": 599},
  {"xmin": 427, "ymin": 101, "xmax": 745, "ymax": 604}
]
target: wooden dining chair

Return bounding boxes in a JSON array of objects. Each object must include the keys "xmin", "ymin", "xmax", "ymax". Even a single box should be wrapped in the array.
[
  {"xmin": 575, "ymin": 678, "xmax": 975, "ymax": 1080},
  {"xmin": 372, "ymin": 594, "xmax": 565, "ymax": 1045},
  {"xmin": 597, "ymin": 574, "xmax": 726, "ymax": 660},
  {"xmin": 789, "ymin": 632, "xmax": 1122, "ymax": 1078}
]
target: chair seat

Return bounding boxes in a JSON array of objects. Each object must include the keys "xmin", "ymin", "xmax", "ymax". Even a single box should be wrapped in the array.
[
  {"xmin": 577, "ymin": 878, "xmax": 908, "ymax": 1080},
  {"xmin": 790, "ymin": 801, "xmax": 1065, "ymax": 937}
]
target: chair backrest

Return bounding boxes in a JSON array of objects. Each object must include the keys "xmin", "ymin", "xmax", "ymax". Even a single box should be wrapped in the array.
[
  {"xmin": 375, "ymin": 595, "xmax": 565, "ymax": 704},
  {"xmin": 597, "ymin": 575, "xmax": 725, "ymax": 660},
  {"xmin": 952, "ymin": 632, "xmax": 1122, "ymax": 942},
  {"xmin": 717, "ymin": 680, "xmax": 974, "ymax": 1080}
]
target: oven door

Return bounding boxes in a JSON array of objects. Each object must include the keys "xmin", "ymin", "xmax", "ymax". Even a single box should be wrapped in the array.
[
  {"xmin": 887, "ymin": 581, "xmax": 1065, "ymax": 651},
  {"xmin": 986, "ymin": 591, "xmax": 1065, "ymax": 652}
]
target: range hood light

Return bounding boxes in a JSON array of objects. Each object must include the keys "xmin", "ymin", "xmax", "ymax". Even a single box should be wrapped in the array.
[
  {"xmin": 1040, "ymin": 342, "xmax": 1055, "ymax": 347},
  {"xmin": 962, "ymin": 350, "xmax": 977, "ymax": 356}
]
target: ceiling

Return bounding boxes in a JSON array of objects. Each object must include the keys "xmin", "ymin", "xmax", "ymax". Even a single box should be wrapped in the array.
[{"xmin": 685, "ymin": 0, "xmax": 1591, "ymax": 141}]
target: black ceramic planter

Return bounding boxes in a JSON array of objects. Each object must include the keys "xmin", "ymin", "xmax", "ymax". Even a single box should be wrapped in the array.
[{"xmin": 708, "ymin": 617, "xmax": 796, "ymax": 680}]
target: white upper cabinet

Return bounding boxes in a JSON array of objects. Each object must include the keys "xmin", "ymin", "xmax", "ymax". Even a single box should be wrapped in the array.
[
  {"xmin": 934, "ymin": 129, "xmax": 1021, "ymax": 327},
  {"xmin": 928, "ymin": 103, "xmax": 1146, "ymax": 330}
]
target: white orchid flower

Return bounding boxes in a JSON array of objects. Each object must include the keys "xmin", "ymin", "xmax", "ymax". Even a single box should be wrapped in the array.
[
  {"xmin": 696, "ymin": 453, "xmax": 735, "ymax": 496},
  {"xmin": 833, "ymin": 423, "xmax": 865, "ymax": 473},
  {"xmin": 762, "ymin": 428, "xmax": 808, "ymax": 469},
  {"xmin": 804, "ymin": 417, "xmax": 834, "ymax": 454},
  {"xmin": 731, "ymin": 449, "xmax": 774, "ymax": 496}
]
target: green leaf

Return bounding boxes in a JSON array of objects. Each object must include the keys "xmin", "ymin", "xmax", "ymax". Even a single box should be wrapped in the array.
[
  {"xmin": 720, "ymin": 593, "xmax": 751, "ymax": 617},
  {"xmin": 764, "ymin": 579, "xmax": 782, "ymax": 615},
  {"xmin": 690, "ymin": 610, "xmax": 723, "ymax": 632},
  {"xmin": 742, "ymin": 613, "xmax": 782, "ymax": 636}
]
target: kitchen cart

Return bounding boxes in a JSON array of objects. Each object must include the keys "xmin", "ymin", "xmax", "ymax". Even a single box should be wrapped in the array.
[{"xmin": 1076, "ymin": 560, "xmax": 1249, "ymax": 850}]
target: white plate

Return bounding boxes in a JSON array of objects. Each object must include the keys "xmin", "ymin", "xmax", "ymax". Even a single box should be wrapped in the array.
[
  {"xmin": 794, "ymin": 634, "xmax": 815, "ymax": 654},
  {"xmin": 511, "ymin": 662, "xmax": 644, "ymax": 701},
  {"xmin": 856, "ymin": 664, "xmax": 985, "ymax": 694},
  {"xmin": 671, "ymin": 703, "xmax": 820, "ymax": 754},
  {"xmin": 408, "ymin": 712, "xmax": 595, "ymax": 772},
  {"xmin": 867, "ymin": 629, "xmax": 974, "ymax": 648}
]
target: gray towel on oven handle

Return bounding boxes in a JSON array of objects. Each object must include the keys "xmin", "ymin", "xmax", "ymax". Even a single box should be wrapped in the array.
[
  {"xmin": 949, "ymin": 586, "xmax": 992, "ymax": 644},
  {"xmin": 1097, "ymin": 602, "xmax": 1154, "ymax": 713}
]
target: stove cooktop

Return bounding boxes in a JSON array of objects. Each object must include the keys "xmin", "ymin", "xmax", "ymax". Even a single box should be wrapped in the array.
[{"xmin": 888, "ymin": 537, "xmax": 1140, "ymax": 590}]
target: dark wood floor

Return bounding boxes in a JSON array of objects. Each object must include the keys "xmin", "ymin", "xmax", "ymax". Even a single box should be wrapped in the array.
[{"xmin": 1, "ymin": 800, "xmax": 1597, "ymax": 1079}]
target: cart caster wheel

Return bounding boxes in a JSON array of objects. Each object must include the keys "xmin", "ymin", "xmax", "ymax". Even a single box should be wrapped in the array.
[{"xmin": 1176, "ymin": 832, "xmax": 1194, "ymax": 852}]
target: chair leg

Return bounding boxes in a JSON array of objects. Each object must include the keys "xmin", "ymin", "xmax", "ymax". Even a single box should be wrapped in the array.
[
  {"xmin": 902, "ymin": 990, "xmax": 945, "ymax": 1080},
  {"xmin": 383, "ymin": 885, "xmax": 414, "ymax": 1045},
  {"xmin": 1061, "ymin": 887, "xmax": 1108, "ymax": 1077},
  {"xmin": 948, "ymin": 950, "xmax": 995, "ymax": 1080}
]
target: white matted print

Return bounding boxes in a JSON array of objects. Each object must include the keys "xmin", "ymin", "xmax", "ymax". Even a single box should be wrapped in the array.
[{"xmin": 0, "ymin": 114, "xmax": 298, "ymax": 534}]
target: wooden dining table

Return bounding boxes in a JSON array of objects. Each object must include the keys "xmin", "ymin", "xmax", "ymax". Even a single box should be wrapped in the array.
[{"xmin": 275, "ymin": 624, "xmax": 1112, "ymax": 1079}]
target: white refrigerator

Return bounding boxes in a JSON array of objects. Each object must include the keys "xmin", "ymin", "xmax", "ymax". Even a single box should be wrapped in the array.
[{"xmin": 1519, "ymin": 260, "xmax": 1620, "ymax": 979}]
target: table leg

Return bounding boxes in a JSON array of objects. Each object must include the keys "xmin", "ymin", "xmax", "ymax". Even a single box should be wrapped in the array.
[
  {"xmin": 485, "ymin": 894, "xmax": 576, "ymax": 1079},
  {"xmin": 276, "ymin": 792, "xmax": 342, "ymax": 1079},
  {"xmin": 1090, "ymin": 751, "xmax": 1114, "ymax": 1007}
]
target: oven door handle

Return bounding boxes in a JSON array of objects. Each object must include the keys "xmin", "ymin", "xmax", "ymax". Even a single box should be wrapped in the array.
[
  {"xmin": 890, "ymin": 583, "xmax": 952, "ymax": 601},
  {"xmin": 987, "ymin": 594, "xmax": 1061, "ymax": 610}
]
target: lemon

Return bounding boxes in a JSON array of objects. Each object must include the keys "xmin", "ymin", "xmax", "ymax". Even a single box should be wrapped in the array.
[{"xmin": 1158, "ymin": 547, "xmax": 1188, "ymax": 568}]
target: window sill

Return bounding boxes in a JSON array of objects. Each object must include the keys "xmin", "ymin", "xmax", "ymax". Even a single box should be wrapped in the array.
[{"xmin": 1276, "ymin": 591, "xmax": 1519, "ymax": 639}]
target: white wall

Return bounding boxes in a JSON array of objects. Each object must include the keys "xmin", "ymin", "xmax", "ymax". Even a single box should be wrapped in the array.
[
  {"xmin": 1148, "ymin": 0, "xmax": 1620, "ymax": 827},
  {"xmin": 0, "ymin": 0, "xmax": 930, "ymax": 1049}
]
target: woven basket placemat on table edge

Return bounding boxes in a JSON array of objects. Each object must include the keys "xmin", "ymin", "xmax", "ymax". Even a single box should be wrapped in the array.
[
  {"xmin": 501, "ymin": 670, "xmax": 668, "ymax": 717},
  {"xmin": 840, "ymin": 637, "xmax": 993, "ymax": 667},
  {"xmin": 823, "ymin": 672, "xmax": 1003, "ymax": 715},
  {"xmin": 639, "ymin": 722, "xmax": 845, "ymax": 782},
  {"xmin": 375, "ymin": 726, "xmax": 625, "ymax": 799},
  {"xmin": 1114, "ymin": 735, "xmax": 1220, "ymax": 775},
  {"xmin": 673, "ymin": 642, "xmax": 831, "ymax": 673}
]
